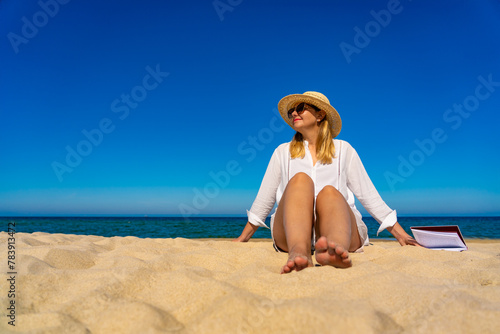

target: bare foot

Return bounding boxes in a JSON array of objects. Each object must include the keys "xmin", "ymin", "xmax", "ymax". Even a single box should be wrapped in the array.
[
  {"xmin": 280, "ymin": 246, "xmax": 313, "ymax": 274},
  {"xmin": 314, "ymin": 236, "xmax": 352, "ymax": 268}
]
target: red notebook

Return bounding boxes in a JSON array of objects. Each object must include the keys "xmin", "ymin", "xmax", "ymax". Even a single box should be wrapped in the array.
[{"xmin": 410, "ymin": 225, "xmax": 468, "ymax": 251}]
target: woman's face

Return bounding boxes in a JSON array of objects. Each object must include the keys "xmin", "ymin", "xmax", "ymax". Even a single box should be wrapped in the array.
[{"xmin": 289, "ymin": 103, "xmax": 323, "ymax": 131}]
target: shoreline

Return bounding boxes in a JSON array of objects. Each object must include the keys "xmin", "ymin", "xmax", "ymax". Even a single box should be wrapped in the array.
[
  {"xmin": 201, "ymin": 237, "xmax": 500, "ymax": 243},
  {"xmin": 3, "ymin": 231, "xmax": 500, "ymax": 241}
]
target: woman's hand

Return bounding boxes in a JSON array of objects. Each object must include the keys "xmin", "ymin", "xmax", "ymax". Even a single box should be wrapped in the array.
[
  {"xmin": 387, "ymin": 222, "xmax": 423, "ymax": 247},
  {"xmin": 396, "ymin": 234, "xmax": 422, "ymax": 247},
  {"xmin": 233, "ymin": 222, "xmax": 258, "ymax": 242}
]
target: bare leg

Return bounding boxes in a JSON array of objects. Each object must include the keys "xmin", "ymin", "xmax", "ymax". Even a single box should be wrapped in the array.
[
  {"xmin": 273, "ymin": 173, "xmax": 315, "ymax": 274},
  {"xmin": 314, "ymin": 186, "xmax": 362, "ymax": 268}
]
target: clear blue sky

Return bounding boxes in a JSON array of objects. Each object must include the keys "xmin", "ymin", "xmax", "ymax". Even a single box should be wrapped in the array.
[{"xmin": 1, "ymin": 0, "xmax": 499, "ymax": 217}]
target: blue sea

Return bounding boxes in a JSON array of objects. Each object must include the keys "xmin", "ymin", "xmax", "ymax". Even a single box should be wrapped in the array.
[{"xmin": 1, "ymin": 216, "xmax": 499, "ymax": 239}]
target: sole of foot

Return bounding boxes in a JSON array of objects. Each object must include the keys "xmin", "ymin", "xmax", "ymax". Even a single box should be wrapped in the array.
[
  {"xmin": 281, "ymin": 251, "xmax": 313, "ymax": 274},
  {"xmin": 314, "ymin": 236, "xmax": 352, "ymax": 268}
]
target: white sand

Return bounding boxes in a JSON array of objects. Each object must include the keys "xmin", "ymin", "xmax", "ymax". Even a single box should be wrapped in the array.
[{"xmin": 1, "ymin": 232, "xmax": 499, "ymax": 333}]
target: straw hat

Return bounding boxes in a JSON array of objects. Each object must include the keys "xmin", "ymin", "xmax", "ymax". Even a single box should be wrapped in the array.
[{"xmin": 278, "ymin": 91, "xmax": 342, "ymax": 138}]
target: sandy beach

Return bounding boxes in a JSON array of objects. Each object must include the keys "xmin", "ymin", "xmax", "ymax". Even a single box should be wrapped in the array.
[{"xmin": 1, "ymin": 232, "xmax": 499, "ymax": 333}]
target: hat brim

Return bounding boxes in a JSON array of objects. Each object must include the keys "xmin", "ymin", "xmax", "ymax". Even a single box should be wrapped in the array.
[{"xmin": 278, "ymin": 94, "xmax": 342, "ymax": 138}]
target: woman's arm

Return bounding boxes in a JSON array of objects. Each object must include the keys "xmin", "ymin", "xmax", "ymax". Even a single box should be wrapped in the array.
[
  {"xmin": 344, "ymin": 142, "xmax": 419, "ymax": 246},
  {"xmin": 246, "ymin": 148, "xmax": 282, "ymax": 228},
  {"xmin": 233, "ymin": 222, "xmax": 259, "ymax": 242},
  {"xmin": 387, "ymin": 222, "xmax": 422, "ymax": 246},
  {"xmin": 236, "ymin": 146, "xmax": 283, "ymax": 241}
]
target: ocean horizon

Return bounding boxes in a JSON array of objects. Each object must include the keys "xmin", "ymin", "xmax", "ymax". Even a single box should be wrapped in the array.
[{"xmin": 2, "ymin": 216, "xmax": 499, "ymax": 240}]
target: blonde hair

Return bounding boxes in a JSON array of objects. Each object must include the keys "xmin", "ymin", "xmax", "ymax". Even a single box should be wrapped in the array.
[{"xmin": 289, "ymin": 118, "xmax": 336, "ymax": 164}]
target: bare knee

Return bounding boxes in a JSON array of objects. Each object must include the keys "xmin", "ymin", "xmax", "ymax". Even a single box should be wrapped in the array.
[
  {"xmin": 289, "ymin": 172, "xmax": 314, "ymax": 188},
  {"xmin": 317, "ymin": 185, "xmax": 344, "ymax": 203}
]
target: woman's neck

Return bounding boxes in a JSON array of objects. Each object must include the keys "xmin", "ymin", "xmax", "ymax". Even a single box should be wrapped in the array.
[{"xmin": 301, "ymin": 129, "xmax": 319, "ymax": 147}]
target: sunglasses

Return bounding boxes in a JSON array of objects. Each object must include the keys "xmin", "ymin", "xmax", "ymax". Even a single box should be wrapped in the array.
[{"xmin": 287, "ymin": 102, "xmax": 320, "ymax": 119}]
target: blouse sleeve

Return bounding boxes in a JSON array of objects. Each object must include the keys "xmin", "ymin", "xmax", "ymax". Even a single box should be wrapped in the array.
[
  {"xmin": 344, "ymin": 142, "xmax": 397, "ymax": 235},
  {"xmin": 246, "ymin": 148, "xmax": 282, "ymax": 228}
]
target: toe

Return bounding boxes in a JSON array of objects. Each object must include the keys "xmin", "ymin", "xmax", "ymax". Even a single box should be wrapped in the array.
[
  {"xmin": 315, "ymin": 237, "xmax": 328, "ymax": 252},
  {"xmin": 328, "ymin": 246, "xmax": 335, "ymax": 256},
  {"xmin": 327, "ymin": 241, "xmax": 337, "ymax": 255},
  {"xmin": 294, "ymin": 256, "xmax": 309, "ymax": 270},
  {"xmin": 334, "ymin": 245, "xmax": 346, "ymax": 256}
]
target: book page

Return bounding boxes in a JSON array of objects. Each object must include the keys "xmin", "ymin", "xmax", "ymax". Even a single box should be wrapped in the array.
[{"xmin": 411, "ymin": 229, "xmax": 466, "ymax": 249}]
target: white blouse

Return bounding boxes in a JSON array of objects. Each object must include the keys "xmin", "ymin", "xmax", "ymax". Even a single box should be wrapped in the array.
[{"xmin": 246, "ymin": 139, "xmax": 397, "ymax": 246}]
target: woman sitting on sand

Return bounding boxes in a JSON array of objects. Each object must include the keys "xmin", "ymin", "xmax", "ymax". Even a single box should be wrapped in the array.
[{"xmin": 235, "ymin": 91, "xmax": 420, "ymax": 274}]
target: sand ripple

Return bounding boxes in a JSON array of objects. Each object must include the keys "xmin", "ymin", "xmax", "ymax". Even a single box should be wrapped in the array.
[{"xmin": 0, "ymin": 232, "xmax": 499, "ymax": 333}]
